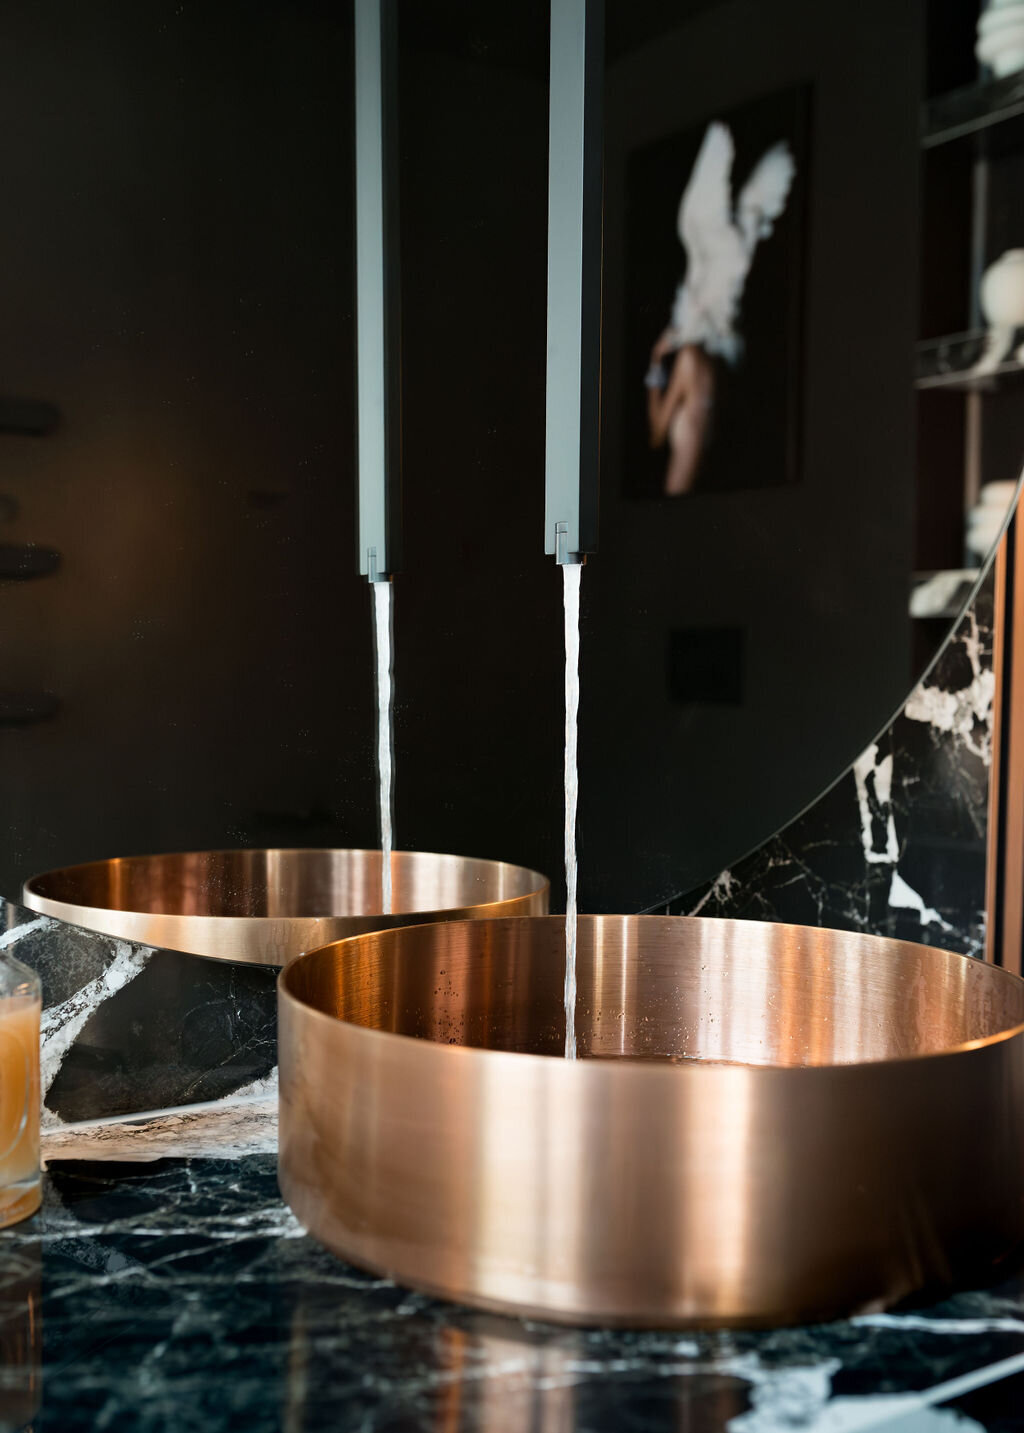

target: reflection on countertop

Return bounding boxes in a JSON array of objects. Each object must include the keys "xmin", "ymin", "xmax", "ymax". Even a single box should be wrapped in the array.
[{"xmin": 0, "ymin": 1103, "xmax": 1021, "ymax": 1432}]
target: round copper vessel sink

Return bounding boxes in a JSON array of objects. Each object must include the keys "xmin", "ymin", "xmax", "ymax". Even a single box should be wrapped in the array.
[
  {"xmin": 278, "ymin": 914, "xmax": 1024, "ymax": 1328},
  {"xmin": 22, "ymin": 850, "xmax": 549, "ymax": 967}
]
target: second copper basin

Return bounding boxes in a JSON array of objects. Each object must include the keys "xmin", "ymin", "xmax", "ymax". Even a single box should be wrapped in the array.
[{"xmin": 279, "ymin": 914, "xmax": 1024, "ymax": 1327}]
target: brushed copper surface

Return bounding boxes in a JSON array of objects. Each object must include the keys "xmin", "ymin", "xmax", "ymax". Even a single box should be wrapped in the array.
[
  {"xmin": 986, "ymin": 532, "xmax": 1008, "ymax": 965},
  {"xmin": 278, "ymin": 914, "xmax": 1024, "ymax": 1328},
  {"xmin": 988, "ymin": 519, "xmax": 1024, "ymax": 973},
  {"xmin": 22, "ymin": 850, "xmax": 549, "ymax": 967}
]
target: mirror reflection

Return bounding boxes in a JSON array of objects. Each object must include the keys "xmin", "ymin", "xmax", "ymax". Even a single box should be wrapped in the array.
[
  {"xmin": 0, "ymin": 0, "xmax": 1020, "ymax": 914},
  {"xmin": 0, "ymin": 1237, "xmax": 41, "ymax": 1430}
]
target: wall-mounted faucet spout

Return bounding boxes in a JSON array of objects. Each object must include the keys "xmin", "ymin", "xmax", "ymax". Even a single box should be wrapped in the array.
[
  {"xmin": 355, "ymin": 0, "xmax": 401, "ymax": 911},
  {"xmin": 355, "ymin": 0, "xmax": 402, "ymax": 584},
  {"xmin": 544, "ymin": 0, "xmax": 603, "ymax": 565},
  {"xmin": 546, "ymin": 0, "xmax": 603, "ymax": 1056}
]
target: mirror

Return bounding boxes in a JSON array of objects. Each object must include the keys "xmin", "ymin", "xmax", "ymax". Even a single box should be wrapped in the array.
[{"xmin": 0, "ymin": 0, "xmax": 1020, "ymax": 915}]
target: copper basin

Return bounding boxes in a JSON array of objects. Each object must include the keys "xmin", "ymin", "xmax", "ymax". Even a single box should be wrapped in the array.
[
  {"xmin": 22, "ymin": 849, "xmax": 549, "ymax": 967},
  {"xmin": 278, "ymin": 914, "xmax": 1024, "ymax": 1328}
]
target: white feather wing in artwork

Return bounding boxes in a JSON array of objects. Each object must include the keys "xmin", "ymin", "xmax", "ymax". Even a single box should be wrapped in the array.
[
  {"xmin": 668, "ymin": 122, "xmax": 797, "ymax": 364},
  {"xmin": 676, "ymin": 121, "xmax": 734, "ymax": 257},
  {"xmin": 736, "ymin": 142, "xmax": 796, "ymax": 251},
  {"xmin": 672, "ymin": 122, "xmax": 750, "ymax": 362}
]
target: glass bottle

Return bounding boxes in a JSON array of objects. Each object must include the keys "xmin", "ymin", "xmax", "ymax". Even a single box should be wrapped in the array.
[{"xmin": 0, "ymin": 949, "xmax": 41, "ymax": 1228}]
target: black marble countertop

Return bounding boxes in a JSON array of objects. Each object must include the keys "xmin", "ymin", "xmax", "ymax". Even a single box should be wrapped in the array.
[{"xmin": 2, "ymin": 1106, "xmax": 1024, "ymax": 1433}]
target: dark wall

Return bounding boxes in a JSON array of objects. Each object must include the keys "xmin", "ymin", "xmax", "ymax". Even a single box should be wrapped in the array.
[
  {"xmin": 0, "ymin": 0, "xmax": 374, "ymax": 882},
  {"xmin": 0, "ymin": 0, "xmax": 922, "ymax": 912},
  {"xmin": 592, "ymin": 0, "xmax": 921, "ymax": 906}
]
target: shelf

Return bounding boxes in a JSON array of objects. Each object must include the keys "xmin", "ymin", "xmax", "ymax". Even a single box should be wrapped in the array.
[
  {"xmin": 915, "ymin": 328, "xmax": 1024, "ymax": 390},
  {"xmin": 924, "ymin": 71, "xmax": 1024, "ymax": 149},
  {"xmin": 910, "ymin": 569, "xmax": 978, "ymax": 620}
]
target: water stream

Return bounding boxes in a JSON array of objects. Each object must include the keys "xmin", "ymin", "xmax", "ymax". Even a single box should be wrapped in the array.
[
  {"xmin": 562, "ymin": 562, "xmax": 582, "ymax": 1060},
  {"xmin": 373, "ymin": 580, "xmax": 395, "ymax": 914}
]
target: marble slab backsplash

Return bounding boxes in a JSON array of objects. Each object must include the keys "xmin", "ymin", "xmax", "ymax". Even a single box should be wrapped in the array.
[
  {"xmin": 667, "ymin": 568, "xmax": 996, "ymax": 958},
  {"xmin": 0, "ymin": 903, "xmax": 277, "ymax": 1124}
]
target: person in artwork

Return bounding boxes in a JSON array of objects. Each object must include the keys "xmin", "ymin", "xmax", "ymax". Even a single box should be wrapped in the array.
[{"xmin": 645, "ymin": 121, "xmax": 795, "ymax": 496}]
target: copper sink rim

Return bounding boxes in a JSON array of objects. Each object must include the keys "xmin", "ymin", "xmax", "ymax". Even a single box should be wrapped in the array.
[
  {"xmin": 281, "ymin": 913, "xmax": 1024, "ymax": 1071},
  {"xmin": 21, "ymin": 847, "xmax": 550, "ymax": 968},
  {"xmin": 23, "ymin": 846, "xmax": 550, "ymax": 923}
]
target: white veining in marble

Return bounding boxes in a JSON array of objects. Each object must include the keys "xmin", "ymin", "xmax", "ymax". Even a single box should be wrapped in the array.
[
  {"xmin": 41, "ymin": 1093, "xmax": 278, "ymax": 1164},
  {"xmin": 725, "ymin": 1349, "xmax": 987, "ymax": 1433},
  {"xmin": 853, "ymin": 744, "xmax": 959, "ymax": 937},
  {"xmin": 887, "ymin": 870, "xmax": 953, "ymax": 932},
  {"xmin": 38, "ymin": 1168, "xmax": 304, "ymax": 1250},
  {"xmin": 904, "ymin": 610, "xmax": 994, "ymax": 764},
  {"xmin": 227, "ymin": 1067, "xmax": 278, "ymax": 1100},
  {"xmin": 459, "ymin": 1346, "xmax": 982, "ymax": 1433},
  {"xmin": 786, "ymin": 1403, "xmax": 981, "ymax": 1433},
  {"xmin": 725, "ymin": 1356, "xmax": 843, "ymax": 1432},
  {"xmin": 853, "ymin": 1311, "xmax": 1024, "ymax": 1336},
  {"xmin": 39, "ymin": 939, "xmax": 154, "ymax": 1121},
  {"xmin": 0, "ymin": 915, "xmax": 52, "ymax": 950},
  {"xmin": 853, "ymin": 745, "xmax": 899, "ymax": 865},
  {"xmin": 688, "ymin": 868, "xmax": 738, "ymax": 915}
]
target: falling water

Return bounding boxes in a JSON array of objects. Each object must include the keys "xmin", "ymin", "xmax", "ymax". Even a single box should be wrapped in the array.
[
  {"xmin": 373, "ymin": 580, "xmax": 395, "ymax": 914},
  {"xmin": 562, "ymin": 561, "xmax": 582, "ymax": 1060}
]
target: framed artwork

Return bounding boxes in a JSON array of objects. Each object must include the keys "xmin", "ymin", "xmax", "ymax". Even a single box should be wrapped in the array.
[{"xmin": 622, "ymin": 85, "xmax": 809, "ymax": 500}]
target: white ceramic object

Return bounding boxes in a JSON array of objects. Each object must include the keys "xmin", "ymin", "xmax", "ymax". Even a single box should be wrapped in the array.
[
  {"xmin": 981, "ymin": 250, "xmax": 1024, "ymax": 327},
  {"xmin": 979, "ymin": 50, "xmax": 1024, "ymax": 79},
  {"xmin": 979, "ymin": 4, "xmax": 1024, "ymax": 32},
  {"xmin": 977, "ymin": 32, "xmax": 1024, "ymax": 75},
  {"xmin": 980, "ymin": 16, "xmax": 1024, "ymax": 44},
  {"xmin": 978, "ymin": 18, "xmax": 1024, "ymax": 42},
  {"xmin": 979, "ymin": 479, "xmax": 1018, "ymax": 508},
  {"xmin": 967, "ymin": 483, "xmax": 1017, "ymax": 559},
  {"xmin": 976, "ymin": 1, "xmax": 1024, "ymax": 75}
]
